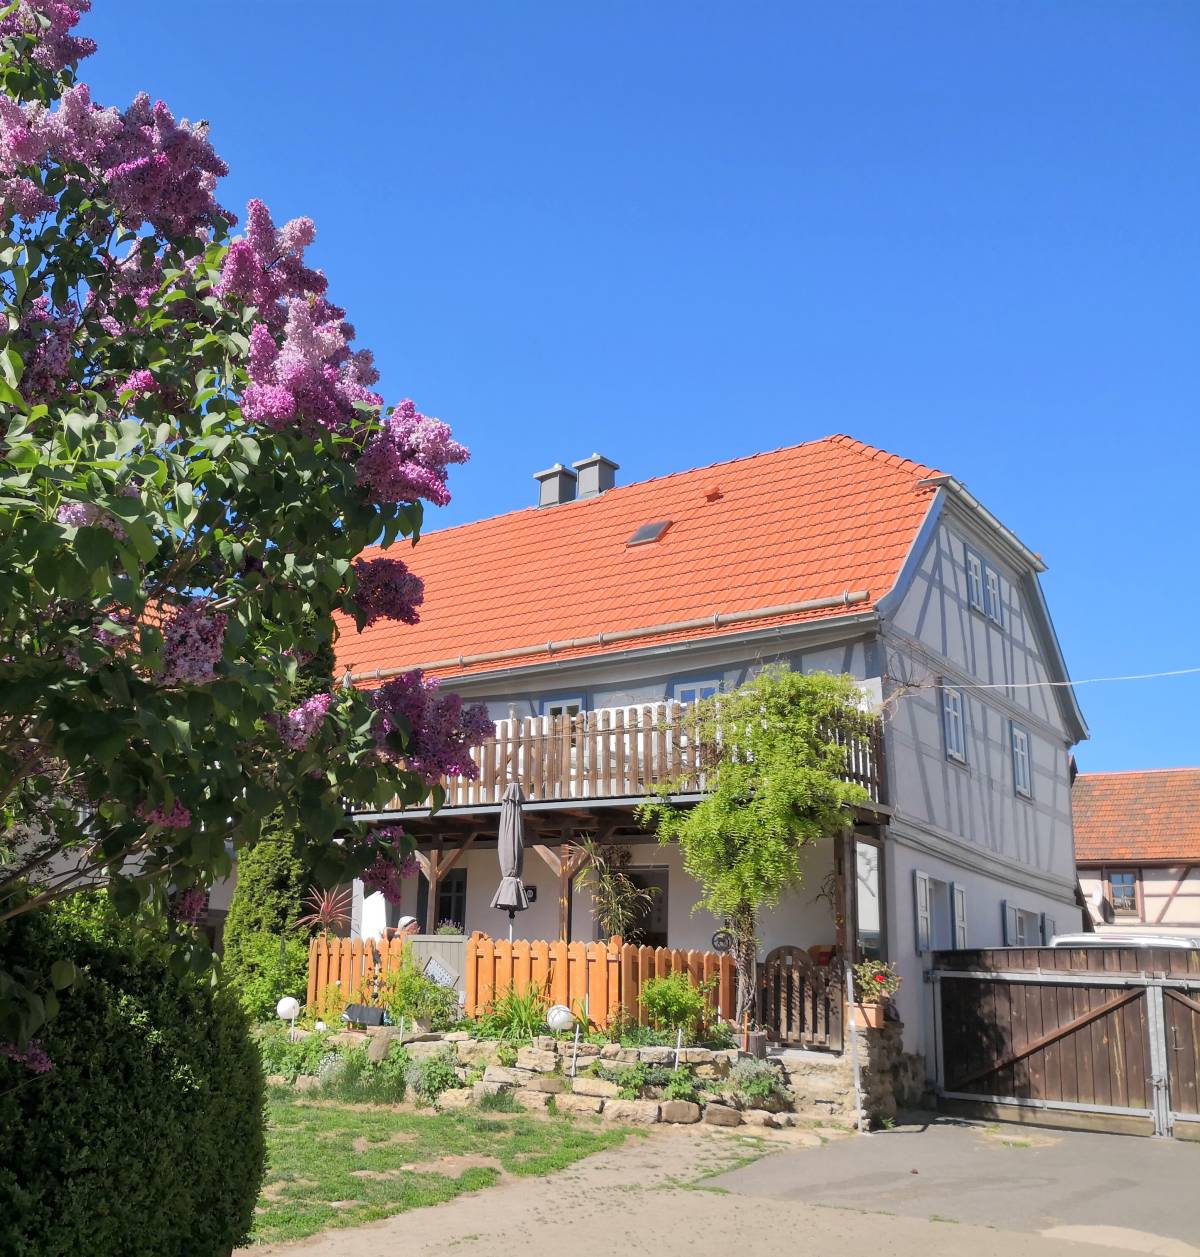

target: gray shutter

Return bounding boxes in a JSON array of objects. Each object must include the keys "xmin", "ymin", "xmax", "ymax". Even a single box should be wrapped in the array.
[
  {"xmin": 1001, "ymin": 899, "xmax": 1018, "ymax": 946},
  {"xmin": 1040, "ymin": 913, "xmax": 1056, "ymax": 945},
  {"xmin": 913, "ymin": 870, "xmax": 931, "ymax": 955},
  {"xmin": 951, "ymin": 883, "xmax": 968, "ymax": 949}
]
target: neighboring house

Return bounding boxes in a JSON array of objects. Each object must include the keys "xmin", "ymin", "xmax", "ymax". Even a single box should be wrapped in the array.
[
  {"xmin": 335, "ymin": 435, "xmax": 1088, "ymax": 1063},
  {"xmin": 1075, "ymin": 768, "xmax": 1200, "ymax": 936}
]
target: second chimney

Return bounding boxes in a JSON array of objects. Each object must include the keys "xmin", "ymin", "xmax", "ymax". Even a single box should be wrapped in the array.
[
  {"xmin": 573, "ymin": 453, "xmax": 619, "ymax": 499},
  {"xmin": 533, "ymin": 463, "xmax": 578, "ymax": 507}
]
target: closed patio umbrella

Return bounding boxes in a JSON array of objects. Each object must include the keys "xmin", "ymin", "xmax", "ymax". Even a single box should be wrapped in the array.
[{"xmin": 490, "ymin": 782, "xmax": 530, "ymax": 941}]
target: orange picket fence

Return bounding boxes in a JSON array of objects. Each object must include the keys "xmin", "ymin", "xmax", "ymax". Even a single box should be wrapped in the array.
[
  {"xmin": 306, "ymin": 934, "xmax": 412, "ymax": 1007},
  {"xmin": 464, "ymin": 932, "xmax": 735, "ymax": 1029},
  {"xmin": 305, "ymin": 932, "xmax": 736, "ymax": 1030}
]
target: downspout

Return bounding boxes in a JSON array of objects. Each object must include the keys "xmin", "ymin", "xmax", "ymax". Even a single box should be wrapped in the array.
[{"xmin": 841, "ymin": 829, "xmax": 867, "ymax": 1134}]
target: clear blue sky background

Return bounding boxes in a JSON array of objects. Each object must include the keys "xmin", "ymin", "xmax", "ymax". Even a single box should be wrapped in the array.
[{"xmin": 84, "ymin": 2, "xmax": 1198, "ymax": 771}]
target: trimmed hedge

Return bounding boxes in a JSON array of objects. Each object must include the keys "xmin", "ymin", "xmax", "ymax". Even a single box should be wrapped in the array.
[{"xmin": 0, "ymin": 903, "xmax": 266, "ymax": 1257}]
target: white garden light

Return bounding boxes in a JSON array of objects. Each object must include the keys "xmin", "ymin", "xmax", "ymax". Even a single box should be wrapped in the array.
[
  {"xmin": 546, "ymin": 1004, "xmax": 575, "ymax": 1032},
  {"xmin": 276, "ymin": 996, "xmax": 300, "ymax": 1040}
]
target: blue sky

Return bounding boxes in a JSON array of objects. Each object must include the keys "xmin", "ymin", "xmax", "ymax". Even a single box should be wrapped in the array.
[{"xmin": 84, "ymin": 2, "xmax": 1198, "ymax": 771}]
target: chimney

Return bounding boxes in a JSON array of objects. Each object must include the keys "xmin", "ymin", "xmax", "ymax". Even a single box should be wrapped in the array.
[
  {"xmin": 533, "ymin": 463, "xmax": 578, "ymax": 507},
  {"xmin": 572, "ymin": 453, "xmax": 619, "ymax": 500}
]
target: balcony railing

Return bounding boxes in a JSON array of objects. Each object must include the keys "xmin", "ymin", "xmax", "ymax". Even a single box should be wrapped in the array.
[{"xmin": 378, "ymin": 701, "xmax": 884, "ymax": 813}]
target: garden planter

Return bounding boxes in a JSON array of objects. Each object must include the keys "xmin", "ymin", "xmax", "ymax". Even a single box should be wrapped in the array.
[
  {"xmin": 852, "ymin": 1002, "xmax": 884, "ymax": 1030},
  {"xmin": 742, "ymin": 1029, "xmax": 768, "ymax": 1059}
]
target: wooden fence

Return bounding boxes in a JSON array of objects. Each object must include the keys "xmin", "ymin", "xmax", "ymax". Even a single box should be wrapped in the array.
[
  {"xmin": 463, "ymin": 932, "xmax": 735, "ymax": 1028},
  {"xmin": 373, "ymin": 702, "xmax": 884, "ymax": 812},
  {"xmin": 934, "ymin": 946, "xmax": 1200, "ymax": 1139}
]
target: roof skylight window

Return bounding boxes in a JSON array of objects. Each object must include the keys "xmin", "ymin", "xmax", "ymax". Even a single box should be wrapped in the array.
[{"xmin": 626, "ymin": 520, "xmax": 672, "ymax": 547}]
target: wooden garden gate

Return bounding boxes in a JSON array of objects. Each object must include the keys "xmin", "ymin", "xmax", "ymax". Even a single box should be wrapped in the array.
[
  {"xmin": 933, "ymin": 947, "xmax": 1200, "ymax": 1139},
  {"xmin": 758, "ymin": 945, "xmax": 843, "ymax": 1052}
]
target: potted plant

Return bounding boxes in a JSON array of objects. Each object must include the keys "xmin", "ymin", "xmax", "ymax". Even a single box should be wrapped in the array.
[{"xmin": 851, "ymin": 958, "xmax": 900, "ymax": 1029}]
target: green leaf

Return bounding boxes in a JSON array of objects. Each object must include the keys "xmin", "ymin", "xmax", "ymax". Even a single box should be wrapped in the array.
[{"xmin": 49, "ymin": 959, "xmax": 76, "ymax": 990}]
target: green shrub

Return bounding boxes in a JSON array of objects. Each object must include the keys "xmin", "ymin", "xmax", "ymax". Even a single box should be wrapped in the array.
[
  {"xmin": 0, "ymin": 899, "xmax": 265, "ymax": 1257},
  {"xmin": 495, "ymin": 1042, "xmax": 517, "ymax": 1066},
  {"xmin": 223, "ymin": 820, "xmax": 307, "ymax": 958},
  {"xmin": 476, "ymin": 1088, "xmax": 519, "ymax": 1112},
  {"xmin": 639, "ymin": 972, "xmax": 707, "ymax": 1038},
  {"xmin": 474, "ymin": 983, "xmax": 548, "ymax": 1041},
  {"xmin": 380, "ymin": 949, "xmax": 460, "ymax": 1030},
  {"xmin": 663, "ymin": 1067, "xmax": 699, "ymax": 1103},
  {"xmin": 226, "ymin": 931, "xmax": 309, "ymax": 1021},
  {"xmin": 730, "ymin": 1058, "xmax": 785, "ymax": 1106},
  {"xmin": 404, "ymin": 1047, "xmax": 461, "ymax": 1104},
  {"xmin": 257, "ymin": 1024, "xmax": 339, "ymax": 1080}
]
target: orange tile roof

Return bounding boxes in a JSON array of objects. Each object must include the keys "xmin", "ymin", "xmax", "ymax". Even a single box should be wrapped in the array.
[
  {"xmin": 335, "ymin": 434, "xmax": 940, "ymax": 683},
  {"xmin": 1073, "ymin": 769, "xmax": 1200, "ymax": 863}
]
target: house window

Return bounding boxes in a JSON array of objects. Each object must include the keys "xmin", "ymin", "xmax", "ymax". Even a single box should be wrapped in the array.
[
  {"xmin": 673, "ymin": 679, "xmax": 720, "ymax": 706},
  {"xmin": 965, "ymin": 549, "xmax": 985, "ymax": 611},
  {"xmin": 941, "ymin": 684, "xmax": 967, "ymax": 763},
  {"xmin": 984, "ymin": 565, "xmax": 1002, "ymax": 625},
  {"xmin": 1011, "ymin": 724, "xmax": 1032, "ymax": 798},
  {"xmin": 417, "ymin": 868, "xmax": 467, "ymax": 932},
  {"xmin": 542, "ymin": 697, "xmax": 583, "ymax": 720},
  {"xmin": 1002, "ymin": 899, "xmax": 1042, "ymax": 946},
  {"xmin": 1110, "ymin": 870, "xmax": 1138, "ymax": 915}
]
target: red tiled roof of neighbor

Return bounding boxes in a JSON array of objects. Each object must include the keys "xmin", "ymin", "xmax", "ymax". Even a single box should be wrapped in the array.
[
  {"xmin": 334, "ymin": 434, "xmax": 941, "ymax": 683},
  {"xmin": 1073, "ymin": 769, "xmax": 1200, "ymax": 863}
]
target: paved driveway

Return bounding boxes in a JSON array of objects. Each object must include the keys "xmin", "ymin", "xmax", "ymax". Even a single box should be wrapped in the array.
[{"xmin": 711, "ymin": 1116, "xmax": 1200, "ymax": 1256}]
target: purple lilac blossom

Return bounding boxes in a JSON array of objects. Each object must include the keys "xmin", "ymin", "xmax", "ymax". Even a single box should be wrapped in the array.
[
  {"xmin": 0, "ymin": 1038, "xmax": 53, "ymax": 1074},
  {"xmin": 120, "ymin": 368, "xmax": 156, "ymax": 395},
  {"xmin": 361, "ymin": 855, "xmax": 407, "ymax": 906},
  {"xmin": 356, "ymin": 400, "xmax": 469, "ymax": 508},
  {"xmin": 0, "ymin": 1, "xmax": 95, "ymax": 73},
  {"xmin": 137, "ymin": 799, "xmax": 192, "ymax": 828},
  {"xmin": 269, "ymin": 692, "xmax": 333, "ymax": 751},
  {"xmin": 171, "ymin": 886, "xmax": 207, "ymax": 925},
  {"xmin": 371, "ymin": 671, "xmax": 493, "ymax": 785},
  {"xmin": 159, "ymin": 599, "xmax": 227, "ymax": 685},
  {"xmin": 56, "ymin": 498, "xmax": 127, "ymax": 539},
  {"xmin": 215, "ymin": 198, "xmax": 326, "ymax": 327},
  {"xmin": 18, "ymin": 295, "xmax": 76, "ymax": 403},
  {"xmin": 351, "ymin": 557, "xmax": 424, "ymax": 628}
]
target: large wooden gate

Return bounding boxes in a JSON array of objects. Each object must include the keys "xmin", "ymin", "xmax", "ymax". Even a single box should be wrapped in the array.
[
  {"xmin": 758, "ymin": 946, "xmax": 843, "ymax": 1051},
  {"xmin": 933, "ymin": 947, "xmax": 1200, "ymax": 1139}
]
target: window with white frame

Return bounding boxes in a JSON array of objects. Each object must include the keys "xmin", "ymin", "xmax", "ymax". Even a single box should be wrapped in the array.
[
  {"xmin": 941, "ymin": 684, "xmax": 967, "ymax": 763},
  {"xmin": 984, "ymin": 564, "xmax": 1002, "ymax": 625},
  {"xmin": 1002, "ymin": 900, "xmax": 1043, "ymax": 946},
  {"xmin": 1109, "ymin": 869, "xmax": 1139, "ymax": 915},
  {"xmin": 1011, "ymin": 723, "xmax": 1032, "ymax": 798},
  {"xmin": 673, "ymin": 679, "xmax": 720, "ymax": 706},
  {"xmin": 965, "ymin": 548, "xmax": 984, "ymax": 611},
  {"xmin": 542, "ymin": 697, "xmax": 583, "ymax": 720}
]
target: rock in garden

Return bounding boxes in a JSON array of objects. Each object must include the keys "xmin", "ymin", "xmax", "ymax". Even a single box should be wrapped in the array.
[
  {"xmin": 514, "ymin": 1088, "xmax": 552, "ymax": 1110},
  {"xmin": 534, "ymin": 1036, "xmax": 559, "ymax": 1052},
  {"xmin": 443, "ymin": 1031, "xmax": 471, "ymax": 1042},
  {"xmin": 637, "ymin": 1046, "xmax": 674, "ymax": 1065},
  {"xmin": 570, "ymin": 1077, "xmax": 621, "ymax": 1098},
  {"xmin": 293, "ymin": 1075, "xmax": 321, "ymax": 1092},
  {"xmin": 600, "ymin": 1044, "xmax": 622, "ymax": 1060},
  {"xmin": 702, "ymin": 1102, "xmax": 743, "ymax": 1127},
  {"xmin": 516, "ymin": 1046, "xmax": 558, "ymax": 1073},
  {"xmin": 472, "ymin": 1081, "xmax": 505, "ymax": 1101},
  {"xmin": 523, "ymin": 1075, "xmax": 567, "ymax": 1093},
  {"xmin": 742, "ymin": 1109, "xmax": 780, "ymax": 1128},
  {"xmin": 682, "ymin": 1048, "xmax": 714, "ymax": 1064},
  {"xmin": 456, "ymin": 1039, "xmax": 498, "ymax": 1065},
  {"xmin": 367, "ymin": 1029, "xmax": 397, "ymax": 1063},
  {"xmin": 602, "ymin": 1099, "xmax": 660, "ymax": 1125},
  {"xmin": 482, "ymin": 1064, "xmax": 517, "ymax": 1086},
  {"xmin": 437, "ymin": 1088, "xmax": 473, "ymax": 1110},
  {"xmin": 554, "ymin": 1093, "xmax": 603, "ymax": 1115},
  {"xmin": 659, "ymin": 1100, "xmax": 702, "ymax": 1124},
  {"xmin": 407, "ymin": 1040, "xmax": 451, "ymax": 1061}
]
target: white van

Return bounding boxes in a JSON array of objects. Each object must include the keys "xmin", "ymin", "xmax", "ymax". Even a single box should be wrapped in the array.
[{"xmin": 1049, "ymin": 931, "xmax": 1200, "ymax": 950}]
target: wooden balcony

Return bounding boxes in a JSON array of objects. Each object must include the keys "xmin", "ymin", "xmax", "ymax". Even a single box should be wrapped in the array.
[{"xmin": 375, "ymin": 701, "xmax": 885, "ymax": 815}]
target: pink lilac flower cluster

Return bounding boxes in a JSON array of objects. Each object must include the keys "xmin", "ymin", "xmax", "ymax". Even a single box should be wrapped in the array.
[
  {"xmin": 56, "ymin": 498, "xmax": 128, "ymax": 540},
  {"xmin": 361, "ymin": 854, "xmax": 410, "ymax": 906},
  {"xmin": 170, "ymin": 886, "xmax": 207, "ymax": 925},
  {"xmin": 159, "ymin": 599, "xmax": 227, "ymax": 685},
  {"xmin": 269, "ymin": 691, "xmax": 333, "ymax": 751},
  {"xmin": 0, "ymin": 0, "xmax": 93, "ymax": 74},
  {"xmin": 356, "ymin": 400, "xmax": 469, "ymax": 508},
  {"xmin": 137, "ymin": 799, "xmax": 192, "ymax": 828},
  {"xmin": 0, "ymin": 81, "xmax": 229, "ymax": 237},
  {"xmin": 371, "ymin": 671, "xmax": 493, "ymax": 785},
  {"xmin": 241, "ymin": 299, "xmax": 382, "ymax": 436},
  {"xmin": 215, "ymin": 198, "xmax": 326, "ymax": 328},
  {"xmin": 120, "ymin": 368, "xmax": 156, "ymax": 396},
  {"xmin": 0, "ymin": 1038, "xmax": 53, "ymax": 1074},
  {"xmin": 18, "ymin": 294, "xmax": 76, "ymax": 402},
  {"xmin": 351, "ymin": 557, "xmax": 424, "ymax": 628}
]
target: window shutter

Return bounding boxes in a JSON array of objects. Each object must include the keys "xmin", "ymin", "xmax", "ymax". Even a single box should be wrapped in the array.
[
  {"xmin": 1001, "ymin": 899, "xmax": 1018, "ymax": 946},
  {"xmin": 1040, "ymin": 914, "xmax": 1056, "ymax": 945},
  {"xmin": 951, "ymin": 883, "xmax": 968, "ymax": 949},
  {"xmin": 913, "ymin": 870, "xmax": 931, "ymax": 955}
]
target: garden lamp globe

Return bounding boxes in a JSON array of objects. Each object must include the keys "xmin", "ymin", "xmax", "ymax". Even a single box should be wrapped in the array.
[
  {"xmin": 546, "ymin": 1004, "xmax": 575, "ymax": 1033},
  {"xmin": 276, "ymin": 996, "xmax": 300, "ymax": 1022}
]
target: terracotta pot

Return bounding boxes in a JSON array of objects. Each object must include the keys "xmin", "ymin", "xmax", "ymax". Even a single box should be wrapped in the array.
[{"xmin": 852, "ymin": 1002, "xmax": 885, "ymax": 1030}]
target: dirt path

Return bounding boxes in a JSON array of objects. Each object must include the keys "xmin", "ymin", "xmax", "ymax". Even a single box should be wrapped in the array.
[{"xmin": 246, "ymin": 1124, "xmax": 1135, "ymax": 1256}]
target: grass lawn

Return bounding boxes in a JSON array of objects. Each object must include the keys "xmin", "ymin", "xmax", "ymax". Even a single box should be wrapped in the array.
[{"xmin": 251, "ymin": 1093, "xmax": 629, "ymax": 1245}]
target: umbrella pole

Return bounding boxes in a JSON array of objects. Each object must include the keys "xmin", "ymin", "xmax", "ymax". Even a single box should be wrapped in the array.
[{"xmin": 508, "ymin": 909, "xmax": 514, "ymax": 944}]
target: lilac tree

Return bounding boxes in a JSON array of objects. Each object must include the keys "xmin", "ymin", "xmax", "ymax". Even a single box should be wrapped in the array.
[{"xmin": 0, "ymin": 2, "xmax": 489, "ymax": 1043}]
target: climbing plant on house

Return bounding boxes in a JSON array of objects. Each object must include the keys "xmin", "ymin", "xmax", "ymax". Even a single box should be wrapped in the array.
[
  {"xmin": 0, "ymin": 2, "xmax": 493, "ymax": 1048},
  {"xmin": 638, "ymin": 668, "xmax": 872, "ymax": 1022}
]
